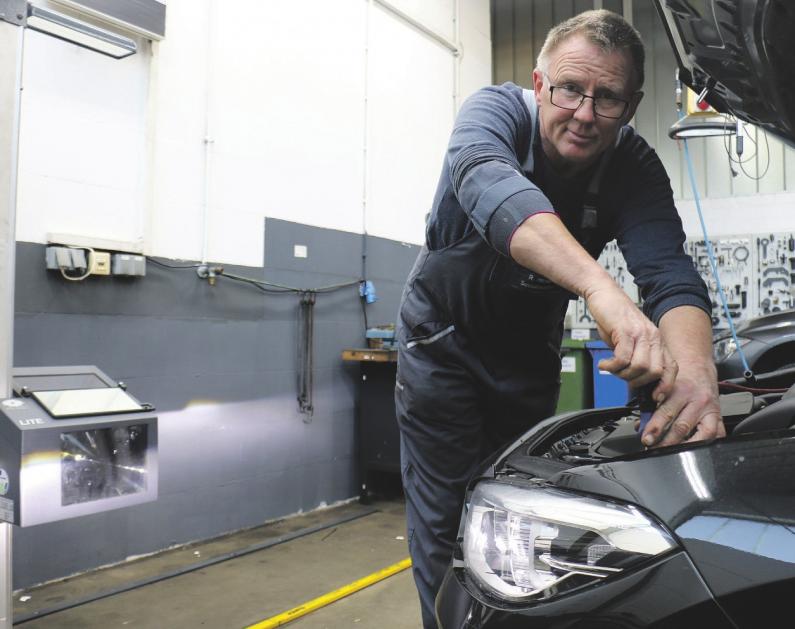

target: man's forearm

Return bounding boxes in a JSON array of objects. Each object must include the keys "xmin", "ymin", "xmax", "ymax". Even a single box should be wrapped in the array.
[
  {"xmin": 658, "ymin": 305, "xmax": 716, "ymax": 381},
  {"xmin": 508, "ymin": 213, "xmax": 615, "ymax": 298},
  {"xmin": 509, "ymin": 213, "xmax": 679, "ymax": 395}
]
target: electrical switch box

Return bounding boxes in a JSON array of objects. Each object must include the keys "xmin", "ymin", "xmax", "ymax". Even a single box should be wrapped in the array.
[
  {"xmin": 45, "ymin": 246, "xmax": 87, "ymax": 272},
  {"xmin": 111, "ymin": 253, "xmax": 146, "ymax": 277},
  {"xmin": 90, "ymin": 251, "xmax": 111, "ymax": 275}
]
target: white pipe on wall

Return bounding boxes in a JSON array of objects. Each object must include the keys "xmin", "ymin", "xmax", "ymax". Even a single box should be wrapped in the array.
[
  {"xmin": 452, "ymin": 0, "xmax": 461, "ymax": 118},
  {"xmin": 373, "ymin": 0, "xmax": 460, "ymax": 54},
  {"xmin": 201, "ymin": 0, "xmax": 215, "ymax": 264},
  {"xmin": 362, "ymin": 0, "xmax": 372, "ymax": 249}
]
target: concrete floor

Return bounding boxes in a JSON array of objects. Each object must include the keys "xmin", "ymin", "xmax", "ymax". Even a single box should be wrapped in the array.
[{"xmin": 13, "ymin": 498, "xmax": 422, "ymax": 628}]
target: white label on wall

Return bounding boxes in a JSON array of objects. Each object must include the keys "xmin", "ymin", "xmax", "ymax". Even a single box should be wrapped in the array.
[
  {"xmin": 0, "ymin": 469, "xmax": 7, "ymax": 495},
  {"xmin": 0, "ymin": 496, "xmax": 13, "ymax": 523},
  {"xmin": 571, "ymin": 329, "xmax": 591, "ymax": 340},
  {"xmin": 293, "ymin": 245, "xmax": 308, "ymax": 258},
  {"xmin": 561, "ymin": 357, "xmax": 577, "ymax": 373}
]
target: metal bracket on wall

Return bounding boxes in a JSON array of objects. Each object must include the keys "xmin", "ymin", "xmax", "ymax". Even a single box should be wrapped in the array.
[{"xmin": 0, "ymin": 0, "xmax": 27, "ymax": 26}]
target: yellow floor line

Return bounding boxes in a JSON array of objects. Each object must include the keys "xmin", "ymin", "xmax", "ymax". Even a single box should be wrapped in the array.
[{"xmin": 245, "ymin": 557, "xmax": 413, "ymax": 629}]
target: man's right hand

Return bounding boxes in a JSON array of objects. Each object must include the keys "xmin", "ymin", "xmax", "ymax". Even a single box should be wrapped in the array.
[
  {"xmin": 507, "ymin": 214, "xmax": 676, "ymax": 400},
  {"xmin": 585, "ymin": 284, "xmax": 677, "ymax": 402}
]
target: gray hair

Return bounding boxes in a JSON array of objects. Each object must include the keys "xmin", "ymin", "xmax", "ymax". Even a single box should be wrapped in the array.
[{"xmin": 536, "ymin": 9, "xmax": 645, "ymax": 90}]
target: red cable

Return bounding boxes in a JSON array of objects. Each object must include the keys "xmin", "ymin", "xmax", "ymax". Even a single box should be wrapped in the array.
[{"xmin": 718, "ymin": 381, "xmax": 789, "ymax": 394}]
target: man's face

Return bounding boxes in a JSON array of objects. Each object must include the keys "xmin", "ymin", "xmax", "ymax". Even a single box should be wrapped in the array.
[{"xmin": 532, "ymin": 35, "xmax": 641, "ymax": 175}]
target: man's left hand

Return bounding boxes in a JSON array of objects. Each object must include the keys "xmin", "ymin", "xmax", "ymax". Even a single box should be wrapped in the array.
[{"xmin": 640, "ymin": 361, "xmax": 726, "ymax": 448}]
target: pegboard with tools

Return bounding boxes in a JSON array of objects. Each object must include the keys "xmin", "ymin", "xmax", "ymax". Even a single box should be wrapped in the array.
[
  {"xmin": 570, "ymin": 241, "xmax": 639, "ymax": 328},
  {"xmin": 685, "ymin": 236, "xmax": 754, "ymax": 329},
  {"xmin": 755, "ymin": 232, "xmax": 795, "ymax": 316},
  {"xmin": 568, "ymin": 232, "xmax": 795, "ymax": 331}
]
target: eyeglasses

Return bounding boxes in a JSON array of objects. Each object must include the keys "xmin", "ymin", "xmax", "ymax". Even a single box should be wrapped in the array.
[{"xmin": 546, "ymin": 76, "xmax": 630, "ymax": 119}]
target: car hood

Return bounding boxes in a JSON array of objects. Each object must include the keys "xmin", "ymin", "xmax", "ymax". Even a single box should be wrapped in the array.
[
  {"xmin": 489, "ymin": 408, "xmax": 795, "ymax": 626},
  {"xmin": 717, "ymin": 308, "xmax": 795, "ymax": 341},
  {"xmin": 652, "ymin": 0, "xmax": 795, "ymax": 147}
]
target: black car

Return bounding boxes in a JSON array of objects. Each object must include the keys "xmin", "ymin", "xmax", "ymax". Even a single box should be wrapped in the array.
[
  {"xmin": 714, "ymin": 309, "xmax": 795, "ymax": 380},
  {"xmin": 436, "ymin": 1, "xmax": 795, "ymax": 626},
  {"xmin": 436, "ymin": 379, "xmax": 795, "ymax": 628}
]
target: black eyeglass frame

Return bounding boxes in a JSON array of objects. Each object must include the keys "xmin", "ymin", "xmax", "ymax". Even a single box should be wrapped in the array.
[{"xmin": 546, "ymin": 80, "xmax": 632, "ymax": 120}]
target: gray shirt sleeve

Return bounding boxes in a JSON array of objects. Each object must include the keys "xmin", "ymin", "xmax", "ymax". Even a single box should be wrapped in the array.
[{"xmin": 447, "ymin": 84, "xmax": 555, "ymax": 257}]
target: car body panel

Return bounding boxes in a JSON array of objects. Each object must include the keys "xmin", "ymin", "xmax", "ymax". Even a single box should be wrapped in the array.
[
  {"xmin": 714, "ymin": 309, "xmax": 795, "ymax": 379},
  {"xmin": 437, "ymin": 551, "xmax": 733, "ymax": 628},
  {"xmin": 439, "ymin": 404, "xmax": 795, "ymax": 628},
  {"xmin": 547, "ymin": 434, "xmax": 795, "ymax": 620}
]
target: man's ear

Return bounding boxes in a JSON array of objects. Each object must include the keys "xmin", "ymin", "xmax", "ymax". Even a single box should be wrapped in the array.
[
  {"xmin": 625, "ymin": 90, "xmax": 644, "ymax": 122},
  {"xmin": 532, "ymin": 68, "xmax": 544, "ymax": 105}
]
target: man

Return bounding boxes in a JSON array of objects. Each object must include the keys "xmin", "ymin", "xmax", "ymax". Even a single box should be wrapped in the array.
[{"xmin": 395, "ymin": 9, "xmax": 726, "ymax": 628}]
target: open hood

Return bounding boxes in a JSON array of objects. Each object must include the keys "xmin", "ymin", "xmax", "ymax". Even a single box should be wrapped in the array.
[{"xmin": 652, "ymin": 0, "xmax": 795, "ymax": 147}]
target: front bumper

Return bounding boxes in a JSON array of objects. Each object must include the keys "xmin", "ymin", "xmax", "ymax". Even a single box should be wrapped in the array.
[{"xmin": 436, "ymin": 550, "xmax": 733, "ymax": 629}]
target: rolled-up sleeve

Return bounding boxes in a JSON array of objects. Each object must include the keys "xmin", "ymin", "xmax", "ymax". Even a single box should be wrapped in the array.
[
  {"xmin": 619, "ymin": 219, "xmax": 712, "ymax": 325},
  {"xmin": 613, "ymin": 141, "xmax": 711, "ymax": 325},
  {"xmin": 447, "ymin": 85, "xmax": 555, "ymax": 257}
]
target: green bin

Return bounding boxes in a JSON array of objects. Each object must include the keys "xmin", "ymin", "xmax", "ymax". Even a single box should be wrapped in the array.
[{"xmin": 555, "ymin": 334, "xmax": 594, "ymax": 413}]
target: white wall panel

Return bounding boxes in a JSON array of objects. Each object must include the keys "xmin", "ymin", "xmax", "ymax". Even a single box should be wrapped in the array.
[
  {"xmin": 786, "ymin": 145, "xmax": 795, "ymax": 192},
  {"xmin": 16, "ymin": 28, "xmax": 150, "ymax": 246},
  {"xmin": 16, "ymin": 0, "xmax": 491, "ymax": 264},
  {"xmin": 144, "ymin": 0, "xmax": 210, "ymax": 260},
  {"xmin": 757, "ymin": 132, "xmax": 786, "ymax": 196},
  {"xmin": 207, "ymin": 0, "xmax": 367, "ymax": 265},
  {"xmin": 366, "ymin": 3, "xmax": 456, "ymax": 243},
  {"xmin": 678, "ymin": 193, "xmax": 795, "ymax": 238},
  {"xmin": 383, "ymin": 0, "xmax": 456, "ymax": 41},
  {"xmin": 459, "ymin": 0, "xmax": 493, "ymax": 100},
  {"xmin": 146, "ymin": 0, "xmax": 490, "ymax": 264}
]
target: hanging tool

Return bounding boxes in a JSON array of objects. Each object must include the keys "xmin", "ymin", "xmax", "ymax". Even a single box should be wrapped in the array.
[{"xmin": 297, "ymin": 290, "xmax": 317, "ymax": 419}]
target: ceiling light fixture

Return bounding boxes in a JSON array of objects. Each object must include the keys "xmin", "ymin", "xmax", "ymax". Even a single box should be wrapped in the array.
[{"xmin": 26, "ymin": 4, "xmax": 136, "ymax": 59}]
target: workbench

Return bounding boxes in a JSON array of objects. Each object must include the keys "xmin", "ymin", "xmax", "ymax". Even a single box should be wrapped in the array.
[{"xmin": 342, "ymin": 348, "xmax": 400, "ymax": 502}]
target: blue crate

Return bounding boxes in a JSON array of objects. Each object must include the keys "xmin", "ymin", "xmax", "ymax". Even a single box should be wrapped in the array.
[{"xmin": 586, "ymin": 340, "xmax": 629, "ymax": 407}]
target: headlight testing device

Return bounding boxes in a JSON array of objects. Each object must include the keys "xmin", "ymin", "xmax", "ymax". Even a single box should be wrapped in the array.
[{"xmin": 0, "ymin": 366, "xmax": 158, "ymax": 527}]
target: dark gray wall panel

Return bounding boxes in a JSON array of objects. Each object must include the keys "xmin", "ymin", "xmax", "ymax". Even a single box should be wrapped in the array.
[{"xmin": 11, "ymin": 221, "xmax": 418, "ymax": 588}]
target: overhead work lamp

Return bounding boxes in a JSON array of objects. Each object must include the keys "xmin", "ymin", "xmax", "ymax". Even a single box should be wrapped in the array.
[
  {"xmin": 26, "ymin": 4, "xmax": 137, "ymax": 58},
  {"xmin": 669, "ymin": 74, "xmax": 736, "ymax": 139}
]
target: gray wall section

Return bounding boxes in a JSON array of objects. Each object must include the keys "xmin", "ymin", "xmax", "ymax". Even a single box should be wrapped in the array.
[{"xmin": 11, "ymin": 218, "xmax": 420, "ymax": 588}]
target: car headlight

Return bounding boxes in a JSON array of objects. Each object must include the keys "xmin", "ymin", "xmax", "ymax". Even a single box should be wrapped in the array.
[
  {"xmin": 712, "ymin": 336, "xmax": 750, "ymax": 363},
  {"xmin": 463, "ymin": 482, "xmax": 677, "ymax": 602}
]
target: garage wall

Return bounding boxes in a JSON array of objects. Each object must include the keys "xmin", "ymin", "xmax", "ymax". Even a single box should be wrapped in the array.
[
  {"xmin": 13, "ymin": 220, "xmax": 420, "ymax": 589},
  {"xmin": 9, "ymin": 0, "xmax": 491, "ymax": 588},
  {"xmin": 16, "ymin": 0, "xmax": 492, "ymax": 265},
  {"xmin": 490, "ymin": 0, "xmax": 795, "ymax": 237}
]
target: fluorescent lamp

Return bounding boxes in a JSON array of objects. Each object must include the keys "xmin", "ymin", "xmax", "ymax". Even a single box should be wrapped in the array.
[
  {"xmin": 669, "ymin": 112, "xmax": 736, "ymax": 139},
  {"xmin": 26, "ymin": 5, "xmax": 136, "ymax": 59}
]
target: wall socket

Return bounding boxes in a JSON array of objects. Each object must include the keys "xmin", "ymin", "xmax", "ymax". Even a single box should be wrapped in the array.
[{"xmin": 90, "ymin": 251, "xmax": 111, "ymax": 275}]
